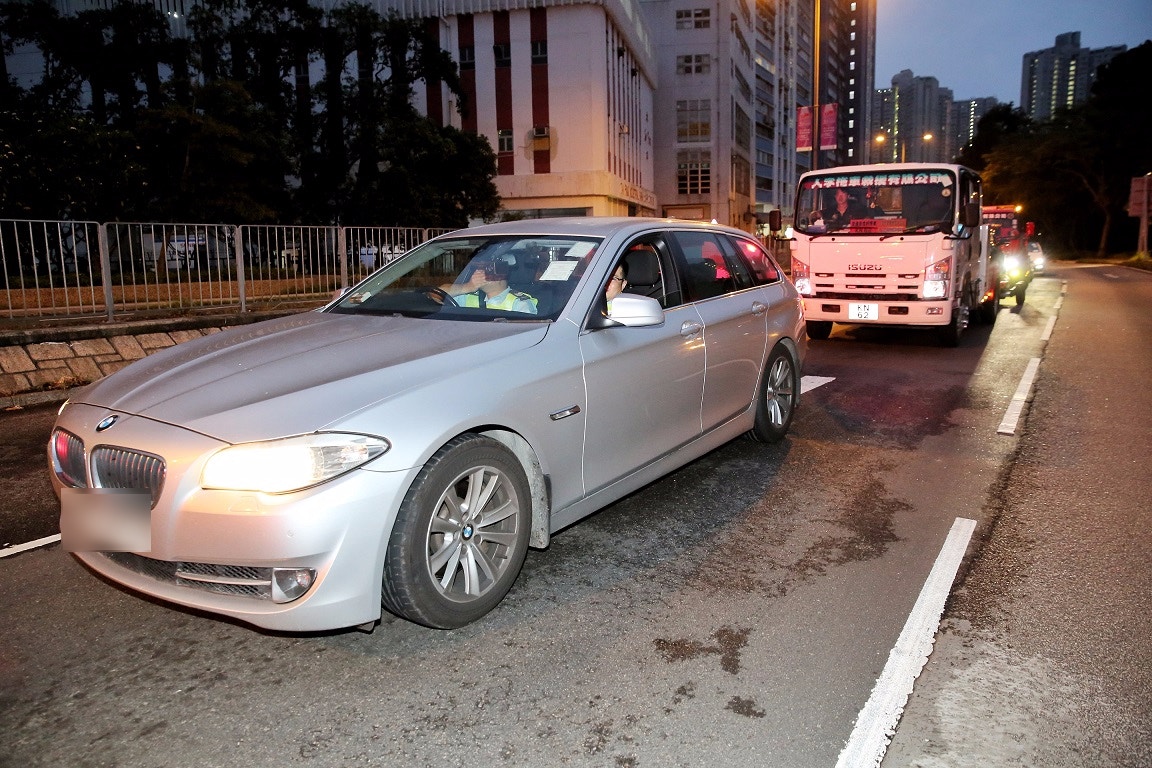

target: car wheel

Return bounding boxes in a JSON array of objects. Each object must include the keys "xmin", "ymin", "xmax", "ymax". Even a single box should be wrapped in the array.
[
  {"xmin": 381, "ymin": 434, "xmax": 531, "ymax": 629},
  {"xmin": 1014, "ymin": 285, "xmax": 1026, "ymax": 306},
  {"xmin": 806, "ymin": 320, "xmax": 832, "ymax": 340},
  {"xmin": 748, "ymin": 344, "xmax": 798, "ymax": 443}
]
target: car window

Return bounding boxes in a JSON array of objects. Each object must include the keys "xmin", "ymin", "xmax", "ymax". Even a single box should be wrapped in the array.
[
  {"xmin": 724, "ymin": 235, "xmax": 782, "ymax": 285},
  {"xmin": 670, "ymin": 231, "xmax": 744, "ymax": 301},
  {"xmin": 328, "ymin": 235, "xmax": 600, "ymax": 321},
  {"xmin": 616, "ymin": 237, "xmax": 686, "ymax": 309}
]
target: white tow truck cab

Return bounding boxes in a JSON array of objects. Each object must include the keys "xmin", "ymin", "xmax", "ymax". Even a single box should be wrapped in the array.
[{"xmin": 788, "ymin": 163, "xmax": 997, "ymax": 346}]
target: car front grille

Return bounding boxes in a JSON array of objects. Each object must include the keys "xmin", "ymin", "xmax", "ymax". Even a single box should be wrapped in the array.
[
  {"xmin": 103, "ymin": 552, "xmax": 274, "ymax": 600},
  {"xmin": 91, "ymin": 447, "xmax": 166, "ymax": 507}
]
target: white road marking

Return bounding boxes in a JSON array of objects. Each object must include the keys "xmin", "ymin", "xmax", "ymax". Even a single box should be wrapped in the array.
[
  {"xmin": 997, "ymin": 357, "xmax": 1042, "ymax": 435},
  {"xmin": 801, "ymin": 375, "xmax": 835, "ymax": 394},
  {"xmin": 836, "ymin": 516, "xmax": 978, "ymax": 768},
  {"xmin": 0, "ymin": 533, "xmax": 61, "ymax": 558}
]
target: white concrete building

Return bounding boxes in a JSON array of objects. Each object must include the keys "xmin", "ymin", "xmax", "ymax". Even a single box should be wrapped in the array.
[
  {"xmin": 642, "ymin": 0, "xmax": 756, "ymax": 229},
  {"xmin": 390, "ymin": 0, "xmax": 659, "ymax": 219}
]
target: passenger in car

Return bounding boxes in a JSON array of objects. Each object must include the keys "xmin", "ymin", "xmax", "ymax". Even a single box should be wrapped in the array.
[{"xmin": 605, "ymin": 262, "xmax": 628, "ymax": 314}]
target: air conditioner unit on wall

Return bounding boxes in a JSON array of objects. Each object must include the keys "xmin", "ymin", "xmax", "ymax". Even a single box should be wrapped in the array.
[{"xmin": 532, "ymin": 125, "xmax": 550, "ymax": 138}]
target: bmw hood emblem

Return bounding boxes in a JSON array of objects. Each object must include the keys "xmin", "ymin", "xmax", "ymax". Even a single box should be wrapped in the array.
[{"xmin": 95, "ymin": 414, "xmax": 120, "ymax": 432}]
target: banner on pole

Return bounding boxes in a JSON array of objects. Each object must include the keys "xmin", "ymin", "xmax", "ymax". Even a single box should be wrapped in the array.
[
  {"xmin": 819, "ymin": 103, "xmax": 838, "ymax": 151},
  {"xmin": 797, "ymin": 106, "xmax": 814, "ymax": 152}
]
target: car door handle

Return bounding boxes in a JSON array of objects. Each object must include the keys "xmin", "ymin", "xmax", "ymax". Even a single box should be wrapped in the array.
[
  {"xmin": 751, "ymin": 301, "xmax": 767, "ymax": 315},
  {"xmin": 680, "ymin": 320, "xmax": 703, "ymax": 337}
]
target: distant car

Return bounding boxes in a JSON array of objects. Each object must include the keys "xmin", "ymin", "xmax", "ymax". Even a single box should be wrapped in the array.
[
  {"xmin": 1028, "ymin": 241, "xmax": 1046, "ymax": 273},
  {"xmin": 49, "ymin": 217, "xmax": 807, "ymax": 632}
]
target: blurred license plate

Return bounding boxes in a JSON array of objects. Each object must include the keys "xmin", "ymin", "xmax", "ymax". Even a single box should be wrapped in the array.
[
  {"xmin": 848, "ymin": 302, "xmax": 879, "ymax": 320},
  {"xmin": 60, "ymin": 488, "xmax": 151, "ymax": 552}
]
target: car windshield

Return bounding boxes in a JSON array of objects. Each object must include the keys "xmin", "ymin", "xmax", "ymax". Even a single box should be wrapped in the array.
[
  {"xmin": 327, "ymin": 234, "xmax": 601, "ymax": 321},
  {"xmin": 795, "ymin": 169, "xmax": 959, "ymax": 235}
]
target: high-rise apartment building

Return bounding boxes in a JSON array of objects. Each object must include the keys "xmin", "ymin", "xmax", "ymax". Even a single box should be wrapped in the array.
[
  {"xmin": 644, "ymin": 0, "xmax": 757, "ymax": 227},
  {"xmin": 870, "ymin": 70, "xmax": 953, "ymax": 164},
  {"xmin": 953, "ymin": 97, "xmax": 999, "ymax": 155},
  {"xmin": 750, "ymin": 0, "xmax": 875, "ymax": 219},
  {"xmin": 1021, "ymin": 32, "xmax": 1126, "ymax": 122}
]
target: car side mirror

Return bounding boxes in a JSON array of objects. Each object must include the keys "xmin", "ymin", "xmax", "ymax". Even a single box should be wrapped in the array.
[{"xmin": 605, "ymin": 294, "xmax": 664, "ymax": 328}]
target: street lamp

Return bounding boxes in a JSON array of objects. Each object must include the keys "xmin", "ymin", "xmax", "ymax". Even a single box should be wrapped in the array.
[
  {"xmin": 874, "ymin": 133, "xmax": 888, "ymax": 163},
  {"xmin": 921, "ymin": 133, "xmax": 934, "ymax": 162}
]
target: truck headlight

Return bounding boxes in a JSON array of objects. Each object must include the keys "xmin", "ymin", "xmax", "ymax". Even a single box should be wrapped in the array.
[
  {"xmin": 923, "ymin": 257, "xmax": 951, "ymax": 300},
  {"xmin": 202, "ymin": 433, "xmax": 390, "ymax": 493}
]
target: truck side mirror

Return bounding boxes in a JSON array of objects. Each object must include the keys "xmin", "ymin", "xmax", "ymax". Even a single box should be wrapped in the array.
[
  {"xmin": 768, "ymin": 209, "xmax": 782, "ymax": 233},
  {"xmin": 1026, "ymin": 221, "xmax": 1036, "ymax": 236}
]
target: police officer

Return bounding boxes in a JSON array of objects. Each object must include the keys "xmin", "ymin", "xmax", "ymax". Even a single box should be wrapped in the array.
[{"xmin": 444, "ymin": 256, "xmax": 537, "ymax": 314}]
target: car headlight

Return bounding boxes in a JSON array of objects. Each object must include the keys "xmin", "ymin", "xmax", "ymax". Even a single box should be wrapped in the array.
[{"xmin": 201, "ymin": 433, "xmax": 390, "ymax": 493}]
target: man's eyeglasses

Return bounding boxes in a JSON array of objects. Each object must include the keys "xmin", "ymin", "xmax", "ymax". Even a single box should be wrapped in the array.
[{"xmin": 610, "ymin": 276, "xmax": 627, "ymax": 283}]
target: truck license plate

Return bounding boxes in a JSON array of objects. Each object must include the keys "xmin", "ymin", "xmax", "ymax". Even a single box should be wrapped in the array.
[{"xmin": 848, "ymin": 302, "xmax": 879, "ymax": 320}]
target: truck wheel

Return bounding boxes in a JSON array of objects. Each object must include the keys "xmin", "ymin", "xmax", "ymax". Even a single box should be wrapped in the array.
[
  {"xmin": 748, "ymin": 344, "xmax": 799, "ymax": 443},
  {"xmin": 979, "ymin": 294, "xmax": 998, "ymax": 324},
  {"xmin": 806, "ymin": 321, "xmax": 832, "ymax": 340},
  {"xmin": 938, "ymin": 304, "xmax": 967, "ymax": 347},
  {"xmin": 1015, "ymin": 285, "xmax": 1026, "ymax": 306},
  {"xmin": 381, "ymin": 434, "xmax": 531, "ymax": 629}
]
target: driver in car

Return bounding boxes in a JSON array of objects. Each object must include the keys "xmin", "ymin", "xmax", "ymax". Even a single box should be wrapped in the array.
[{"xmin": 443, "ymin": 256, "xmax": 538, "ymax": 313}]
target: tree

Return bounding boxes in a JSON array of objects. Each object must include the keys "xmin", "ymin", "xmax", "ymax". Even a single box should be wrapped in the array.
[
  {"xmin": 956, "ymin": 104, "xmax": 1031, "ymax": 173},
  {"xmin": 135, "ymin": 81, "xmax": 292, "ymax": 223},
  {"xmin": 0, "ymin": 0, "xmax": 500, "ymax": 226},
  {"xmin": 980, "ymin": 42, "xmax": 1152, "ymax": 256},
  {"xmin": 0, "ymin": 92, "xmax": 148, "ymax": 220}
]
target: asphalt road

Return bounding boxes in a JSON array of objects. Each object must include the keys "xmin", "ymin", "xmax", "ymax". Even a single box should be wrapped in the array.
[
  {"xmin": 884, "ymin": 262, "xmax": 1152, "ymax": 768},
  {"xmin": 1, "ymin": 263, "xmax": 1147, "ymax": 767}
]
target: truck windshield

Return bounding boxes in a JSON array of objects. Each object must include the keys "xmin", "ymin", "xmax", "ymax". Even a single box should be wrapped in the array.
[{"xmin": 795, "ymin": 169, "xmax": 959, "ymax": 235}]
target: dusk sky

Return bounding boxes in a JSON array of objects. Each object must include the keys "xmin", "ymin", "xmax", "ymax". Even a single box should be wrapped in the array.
[{"xmin": 875, "ymin": 0, "xmax": 1152, "ymax": 104}]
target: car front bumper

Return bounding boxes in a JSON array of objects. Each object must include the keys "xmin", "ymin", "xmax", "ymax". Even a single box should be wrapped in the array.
[{"xmin": 53, "ymin": 403, "xmax": 418, "ymax": 632}]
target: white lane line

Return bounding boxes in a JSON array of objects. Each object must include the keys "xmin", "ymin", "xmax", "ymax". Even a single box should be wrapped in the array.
[
  {"xmin": 997, "ymin": 357, "xmax": 1042, "ymax": 435},
  {"xmin": 836, "ymin": 516, "xmax": 978, "ymax": 768},
  {"xmin": 0, "ymin": 533, "xmax": 61, "ymax": 558},
  {"xmin": 801, "ymin": 375, "xmax": 835, "ymax": 394}
]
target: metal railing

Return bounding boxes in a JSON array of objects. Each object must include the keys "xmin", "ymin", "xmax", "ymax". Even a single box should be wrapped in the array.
[{"xmin": 1, "ymin": 219, "xmax": 453, "ymax": 323}]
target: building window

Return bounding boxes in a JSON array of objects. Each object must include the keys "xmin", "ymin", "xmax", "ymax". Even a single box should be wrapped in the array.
[
  {"xmin": 732, "ymin": 155, "xmax": 750, "ymax": 196},
  {"xmin": 531, "ymin": 41, "xmax": 547, "ymax": 64},
  {"xmin": 677, "ymin": 99, "xmax": 711, "ymax": 143},
  {"xmin": 459, "ymin": 46, "xmax": 475, "ymax": 70},
  {"xmin": 493, "ymin": 43, "xmax": 511, "ymax": 67},
  {"xmin": 734, "ymin": 104, "xmax": 751, "ymax": 150},
  {"xmin": 676, "ymin": 8, "xmax": 711, "ymax": 29},
  {"xmin": 677, "ymin": 150, "xmax": 711, "ymax": 195},
  {"xmin": 676, "ymin": 54, "xmax": 710, "ymax": 74},
  {"xmin": 498, "ymin": 129, "xmax": 513, "ymax": 153}
]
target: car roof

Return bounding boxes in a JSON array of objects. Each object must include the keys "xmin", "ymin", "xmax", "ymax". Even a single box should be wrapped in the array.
[{"xmin": 441, "ymin": 216, "xmax": 756, "ymax": 241}]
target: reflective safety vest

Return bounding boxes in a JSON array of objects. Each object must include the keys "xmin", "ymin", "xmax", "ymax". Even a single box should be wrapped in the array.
[{"xmin": 458, "ymin": 288, "xmax": 537, "ymax": 312}]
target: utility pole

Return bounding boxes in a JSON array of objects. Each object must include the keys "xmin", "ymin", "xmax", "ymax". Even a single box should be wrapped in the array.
[{"xmin": 811, "ymin": 0, "xmax": 821, "ymax": 171}]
